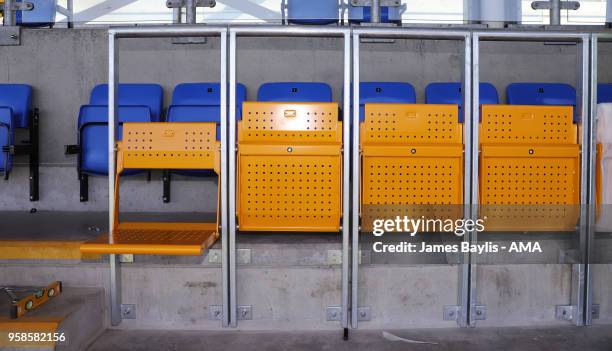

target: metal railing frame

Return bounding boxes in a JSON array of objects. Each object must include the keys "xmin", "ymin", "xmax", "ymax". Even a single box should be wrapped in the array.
[
  {"xmin": 228, "ymin": 25, "xmax": 352, "ymax": 329},
  {"xmin": 107, "ymin": 25, "xmax": 229, "ymax": 327},
  {"xmin": 103, "ymin": 24, "xmax": 600, "ymax": 330},
  {"xmin": 473, "ymin": 30, "xmax": 592, "ymax": 327},
  {"xmin": 351, "ymin": 27, "xmax": 474, "ymax": 328}
]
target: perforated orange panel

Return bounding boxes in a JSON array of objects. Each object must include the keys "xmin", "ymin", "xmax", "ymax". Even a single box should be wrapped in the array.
[
  {"xmin": 238, "ymin": 102, "xmax": 342, "ymax": 232},
  {"xmin": 239, "ymin": 155, "xmax": 342, "ymax": 231},
  {"xmin": 239, "ymin": 102, "xmax": 341, "ymax": 144},
  {"xmin": 479, "ymin": 105, "xmax": 580, "ymax": 231},
  {"xmin": 120, "ymin": 122, "xmax": 218, "ymax": 171},
  {"xmin": 480, "ymin": 146, "xmax": 580, "ymax": 205},
  {"xmin": 596, "ymin": 143, "xmax": 602, "ymax": 209},
  {"xmin": 480, "ymin": 105, "xmax": 577, "ymax": 144},
  {"xmin": 80, "ymin": 222, "xmax": 219, "ymax": 255},
  {"xmin": 361, "ymin": 104, "xmax": 464, "ymax": 216},
  {"xmin": 83, "ymin": 122, "xmax": 222, "ymax": 255},
  {"xmin": 362, "ymin": 149, "xmax": 463, "ymax": 205},
  {"xmin": 479, "ymin": 205, "xmax": 580, "ymax": 232},
  {"xmin": 360, "ymin": 104, "xmax": 464, "ymax": 230},
  {"xmin": 363, "ymin": 104, "xmax": 461, "ymax": 144}
]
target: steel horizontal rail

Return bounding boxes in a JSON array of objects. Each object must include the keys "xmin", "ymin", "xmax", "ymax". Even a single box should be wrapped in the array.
[
  {"xmin": 594, "ymin": 32, "xmax": 612, "ymax": 41},
  {"xmin": 353, "ymin": 27, "xmax": 469, "ymax": 39},
  {"xmin": 474, "ymin": 30, "xmax": 588, "ymax": 41},
  {"xmin": 109, "ymin": 25, "xmax": 227, "ymax": 38},
  {"xmin": 230, "ymin": 25, "xmax": 349, "ymax": 37}
]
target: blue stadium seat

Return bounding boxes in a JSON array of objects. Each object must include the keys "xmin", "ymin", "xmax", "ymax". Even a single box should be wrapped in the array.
[
  {"xmin": 0, "ymin": 84, "xmax": 39, "ymax": 200},
  {"xmin": 598, "ymin": 83, "xmax": 612, "ymax": 103},
  {"xmin": 506, "ymin": 83, "xmax": 576, "ymax": 121},
  {"xmin": 68, "ymin": 83, "xmax": 163, "ymax": 202},
  {"xmin": 78, "ymin": 105, "xmax": 151, "ymax": 176},
  {"xmin": 16, "ymin": 0, "xmax": 57, "ymax": 27},
  {"xmin": 257, "ymin": 82, "xmax": 333, "ymax": 102},
  {"xmin": 425, "ymin": 82, "xmax": 499, "ymax": 122},
  {"xmin": 349, "ymin": 3, "xmax": 402, "ymax": 24},
  {"xmin": 506, "ymin": 83, "xmax": 576, "ymax": 106},
  {"xmin": 89, "ymin": 84, "xmax": 163, "ymax": 122},
  {"xmin": 355, "ymin": 82, "xmax": 416, "ymax": 121},
  {"xmin": 167, "ymin": 83, "xmax": 247, "ymax": 131},
  {"xmin": 286, "ymin": 0, "xmax": 340, "ymax": 25},
  {"xmin": 0, "ymin": 84, "xmax": 32, "ymax": 129},
  {"xmin": 162, "ymin": 83, "xmax": 247, "ymax": 202}
]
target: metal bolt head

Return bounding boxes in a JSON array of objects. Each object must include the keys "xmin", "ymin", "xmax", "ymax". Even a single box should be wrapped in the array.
[
  {"xmin": 10, "ymin": 34, "xmax": 18, "ymax": 40},
  {"xmin": 410, "ymin": 148, "xmax": 417, "ymax": 154},
  {"xmin": 528, "ymin": 149, "xmax": 534, "ymax": 155},
  {"xmin": 287, "ymin": 147, "xmax": 293, "ymax": 153}
]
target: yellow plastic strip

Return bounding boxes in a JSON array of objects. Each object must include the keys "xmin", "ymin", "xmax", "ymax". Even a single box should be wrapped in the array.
[{"xmin": 0, "ymin": 241, "xmax": 99, "ymax": 260}]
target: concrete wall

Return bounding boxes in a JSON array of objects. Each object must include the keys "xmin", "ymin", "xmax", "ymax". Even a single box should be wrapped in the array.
[
  {"xmin": 0, "ymin": 28, "xmax": 601, "ymax": 212},
  {"xmin": 1, "ymin": 28, "xmax": 611, "ymax": 330}
]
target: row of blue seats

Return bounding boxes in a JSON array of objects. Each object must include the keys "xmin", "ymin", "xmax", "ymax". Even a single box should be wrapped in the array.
[
  {"xmin": 286, "ymin": 0, "xmax": 402, "ymax": 25},
  {"xmin": 10, "ymin": 0, "xmax": 400, "ymax": 27},
  {"xmin": 70, "ymin": 81, "xmax": 579, "ymax": 202},
  {"xmin": 8, "ymin": 0, "xmax": 58, "ymax": 27},
  {"xmin": 0, "ymin": 83, "xmax": 39, "ymax": 200},
  {"xmin": 1, "ymin": 82, "xmax": 608, "ymax": 202}
]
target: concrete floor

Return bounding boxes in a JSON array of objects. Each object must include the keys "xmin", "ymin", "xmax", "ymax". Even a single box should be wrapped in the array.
[{"xmin": 87, "ymin": 326, "xmax": 612, "ymax": 351}]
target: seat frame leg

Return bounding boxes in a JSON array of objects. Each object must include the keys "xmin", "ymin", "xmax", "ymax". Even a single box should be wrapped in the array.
[
  {"xmin": 28, "ymin": 109, "xmax": 39, "ymax": 201},
  {"xmin": 163, "ymin": 169, "xmax": 171, "ymax": 203},
  {"xmin": 79, "ymin": 173, "xmax": 89, "ymax": 202}
]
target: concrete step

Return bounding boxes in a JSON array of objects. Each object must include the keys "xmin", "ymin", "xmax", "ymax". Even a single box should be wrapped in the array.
[
  {"xmin": 0, "ymin": 286, "xmax": 105, "ymax": 351},
  {"xmin": 85, "ymin": 326, "xmax": 612, "ymax": 351}
]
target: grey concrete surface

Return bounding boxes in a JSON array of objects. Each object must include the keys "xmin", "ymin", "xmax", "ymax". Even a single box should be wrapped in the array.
[
  {"xmin": 0, "ymin": 211, "xmax": 107, "ymax": 241},
  {"xmin": 592, "ymin": 264, "xmax": 612, "ymax": 325},
  {"xmin": 0, "ymin": 287, "xmax": 105, "ymax": 351},
  {"xmin": 476, "ymin": 264, "xmax": 572, "ymax": 327},
  {"xmin": 235, "ymin": 266, "xmax": 342, "ymax": 330},
  {"xmin": 1, "ymin": 260, "xmax": 611, "ymax": 330},
  {"xmin": 0, "ymin": 210, "xmax": 219, "ymax": 241},
  {"xmin": 1, "ymin": 28, "xmax": 602, "ymax": 212},
  {"xmin": 86, "ymin": 326, "xmax": 612, "ymax": 351},
  {"xmin": 357, "ymin": 265, "xmax": 459, "ymax": 329},
  {"xmin": 1, "ymin": 29, "xmax": 611, "ymax": 332},
  {"xmin": 51, "ymin": 287, "xmax": 105, "ymax": 351}
]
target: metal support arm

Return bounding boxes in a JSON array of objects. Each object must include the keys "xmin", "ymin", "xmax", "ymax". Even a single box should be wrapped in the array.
[
  {"xmin": 3, "ymin": 0, "xmax": 33, "ymax": 26},
  {"xmin": 531, "ymin": 0, "xmax": 580, "ymax": 25},
  {"xmin": 166, "ymin": 0, "xmax": 215, "ymax": 25},
  {"xmin": 6, "ymin": 1, "xmax": 33, "ymax": 11},
  {"xmin": 166, "ymin": 0, "xmax": 216, "ymax": 9},
  {"xmin": 2, "ymin": 144, "xmax": 32, "ymax": 155},
  {"xmin": 531, "ymin": 0, "xmax": 580, "ymax": 10},
  {"xmin": 64, "ymin": 144, "xmax": 81, "ymax": 155},
  {"xmin": 350, "ymin": 0, "xmax": 400, "ymax": 6}
]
